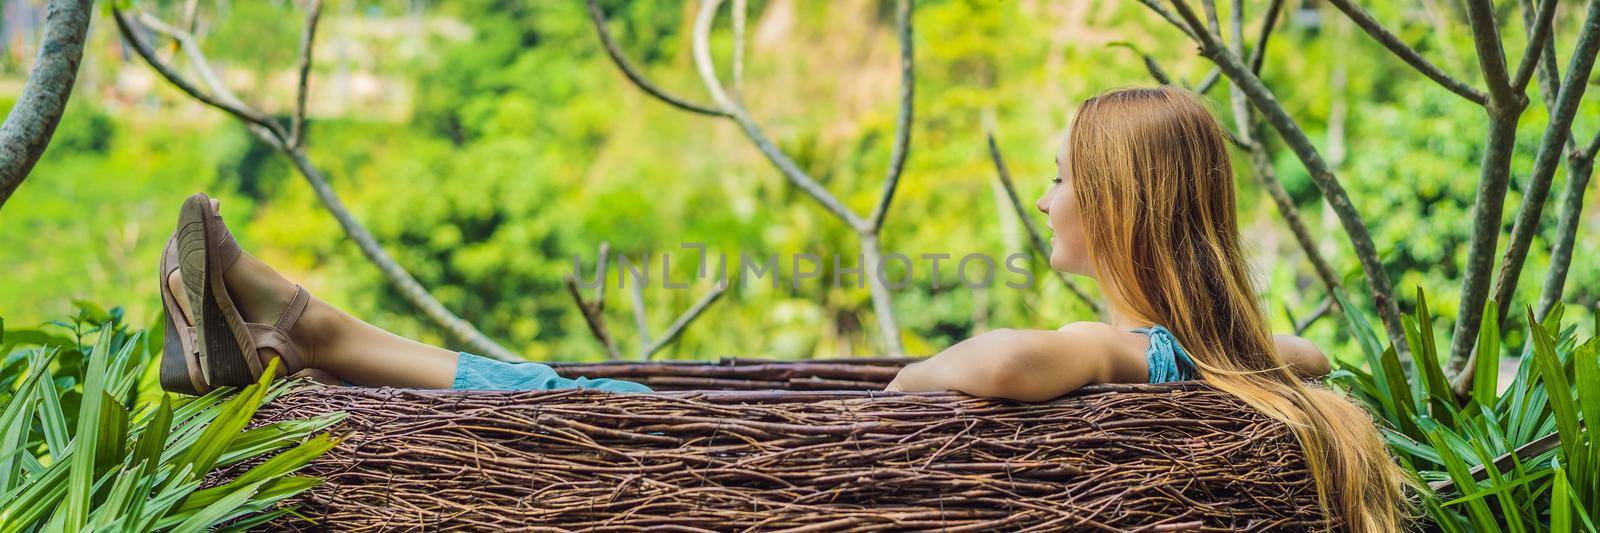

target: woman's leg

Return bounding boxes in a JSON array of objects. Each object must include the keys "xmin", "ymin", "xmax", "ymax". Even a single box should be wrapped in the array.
[{"xmin": 168, "ymin": 249, "xmax": 457, "ymax": 388}]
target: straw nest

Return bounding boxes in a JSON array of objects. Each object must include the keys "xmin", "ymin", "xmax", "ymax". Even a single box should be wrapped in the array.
[{"xmin": 234, "ymin": 358, "xmax": 1329, "ymax": 531}]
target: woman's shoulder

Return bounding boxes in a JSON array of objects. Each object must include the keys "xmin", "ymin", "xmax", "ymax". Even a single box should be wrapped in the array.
[{"xmin": 1052, "ymin": 321, "xmax": 1155, "ymax": 383}]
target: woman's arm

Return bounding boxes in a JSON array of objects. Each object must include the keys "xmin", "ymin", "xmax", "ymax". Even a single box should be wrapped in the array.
[
  {"xmin": 1273, "ymin": 334, "xmax": 1332, "ymax": 377},
  {"xmin": 885, "ymin": 323, "xmax": 1128, "ymax": 402}
]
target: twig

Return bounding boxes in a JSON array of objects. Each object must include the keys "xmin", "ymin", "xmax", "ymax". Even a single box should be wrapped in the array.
[
  {"xmin": 642, "ymin": 281, "xmax": 729, "ymax": 359},
  {"xmin": 0, "ymin": 0, "xmax": 92, "ymax": 211},
  {"xmin": 867, "ymin": 0, "xmax": 915, "ymax": 234},
  {"xmin": 732, "ymin": 0, "xmax": 748, "ymax": 100},
  {"xmin": 629, "ymin": 278, "xmax": 650, "ymax": 357},
  {"xmin": 583, "ymin": 0, "xmax": 727, "ymax": 117},
  {"xmin": 1293, "ymin": 297, "xmax": 1335, "ymax": 336},
  {"xmin": 1222, "ymin": 0, "xmax": 1343, "ymax": 301},
  {"xmin": 594, "ymin": 0, "xmax": 916, "ymax": 355},
  {"xmin": 115, "ymin": 5, "xmax": 523, "ymax": 361},
  {"xmin": 1194, "ymin": 68, "xmax": 1221, "ymax": 94},
  {"xmin": 1461, "ymin": 0, "xmax": 1517, "ymax": 108},
  {"xmin": 290, "ymin": 0, "xmax": 323, "ymax": 149},
  {"xmin": 1511, "ymin": 0, "xmax": 1559, "ymax": 93},
  {"xmin": 566, "ymin": 276, "xmax": 621, "ymax": 360},
  {"xmin": 1325, "ymin": 0, "xmax": 1488, "ymax": 105},
  {"xmin": 1537, "ymin": 137, "xmax": 1598, "ymax": 317},
  {"xmin": 985, "ymin": 133, "xmax": 1101, "ymax": 316}
]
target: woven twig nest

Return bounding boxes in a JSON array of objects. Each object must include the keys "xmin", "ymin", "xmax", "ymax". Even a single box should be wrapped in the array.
[{"xmin": 243, "ymin": 358, "xmax": 1329, "ymax": 531}]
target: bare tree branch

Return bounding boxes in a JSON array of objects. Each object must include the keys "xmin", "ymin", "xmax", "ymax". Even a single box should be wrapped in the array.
[
  {"xmin": 1224, "ymin": 0, "xmax": 1344, "ymax": 301},
  {"xmin": 117, "ymin": 6, "xmax": 524, "ymax": 361},
  {"xmin": 731, "ymin": 0, "xmax": 748, "ymax": 100},
  {"xmin": 1462, "ymin": 0, "xmax": 1518, "ymax": 108},
  {"xmin": 690, "ymin": 0, "xmax": 867, "ymax": 229},
  {"xmin": 1135, "ymin": 0, "xmax": 1198, "ymax": 40},
  {"xmin": 1511, "ymin": 0, "xmax": 1560, "ymax": 93},
  {"xmin": 290, "ymin": 0, "xmax": 323, "ymax": 149},
  {"xmin": 591, "ymin": 0, "xmax": 914, "ymax": 354},
  {"xmin": 1294, "ymin": 297, "xmax": 1335, "ymax": 336},
  {"xmin": 1325, "ymin": 0, "xmax": 1489, "ymax": 105},
  {"xmin": 583, "ymin": 0, "xmax": 729, "ymax": 117},
  {"xmin": 1537, "ymin": 139, "xmax": 1597, "ymax": 316},
  {"xmin": 119, "ymin": 11, "xmax": 283, "ymax": 142},
  {"xmin": 859, "ymin": 233, "xmax": 906, "ymax": 354},
  {"xmin": 1490, "ymin": 0, "xmax": 1600, "ymax": 329},
  {"xmin": 985, "ymin": 133, "xmax": 1101, "ymax": 315},
  {"xmin": 629, "ymin": 278, "xmax": 651, "ymax": 356},
  {"xmin": 1249, "ymin": 0, "xmax": 1284, "ymax": 75},
  {"xmin": 643, "ymin": 281, "xmax": 728, "ymax": 359},
  {"xmin": 1155, "ymin": 0, "xmax": 1410, "ymax": 357},
  {"xmin": 1194, "ymin": 68, "xmax": 1222, "ymax": 94},
  {"xmin": 868, "ymin": 0, "xmax": 915, "ymax": 234},
  {"xmin": 565, "ymin": 275, "xmax": 621, "ymax": 360},
  {"xmin": 1108, "ymin": 42, "xmax": 1177, "ymax": 85},
  {"xmin": 0, "ymin": 0, "xmax": 92, "ymax": 211},
  {"xmin": 1444, "ymin": 0, "xmax": 1561, "ymax": 373}
]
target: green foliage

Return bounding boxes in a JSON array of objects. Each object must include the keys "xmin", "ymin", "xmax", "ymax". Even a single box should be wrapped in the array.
[
  {"xmin": 1332, "ymin": 290, "xmax": 1600, "ymax": 531},
  {"xmin": 0, "ymin": 305, "xmax": 342, "ymax": 531}
]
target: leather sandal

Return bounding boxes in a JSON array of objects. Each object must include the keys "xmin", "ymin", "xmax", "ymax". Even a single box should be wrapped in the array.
[
  {"xmin": 159, "ymin": 235, "xmax": 208, "ymax": 394},
  {"xmin": 174, "ymin": 193, "xmax": 311, "ymax": 389}
]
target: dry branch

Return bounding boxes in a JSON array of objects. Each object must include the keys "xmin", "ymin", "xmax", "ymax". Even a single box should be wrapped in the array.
[
  {"xmin": 591, "ymin": 0, "xmax": 916, "ymax": 355},
  {"xmin": 566, "ymin": 243, "xmax": 727, "ymax": 360},
  {"xmin": 289, "ymin": 0, "xmax": 322, "ymax": 149},
  {"xmin": 1222, "ymin": 0, "xmax": 1344, "ymax": 305},
  {"xmin": 1325, "ymin": 0, "xmax": 1488, "ymax": 105},
  {"xmin": 114, "ymin": 5, "xmax": 522, "ymax": 361},
  {"xmin": 1489, "ymin": 0, "xmax": 1600, "ymax": 327},
  {"xmin": 229, "ymin": 360, "xmax": 1330, "ymax": 530},
  {"xmin": 0, "ymin": 0, "xmax": 93, "ymax": 211},
  {"xmin": 582, "ymin": 0, "xmax": 727, "ymax": 117}
]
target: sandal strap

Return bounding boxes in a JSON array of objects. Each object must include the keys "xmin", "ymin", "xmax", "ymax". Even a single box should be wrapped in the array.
[
  {"xmin": 245, "ymin": 286, "xmax": 312, "ymax": 377},
  {"xmin": 210, "ymin": 212, "xmax": 242, "ymax": 272},
  {"xmin": 275, "ymin": 285, "xmax": 311, "ymax": 332}
]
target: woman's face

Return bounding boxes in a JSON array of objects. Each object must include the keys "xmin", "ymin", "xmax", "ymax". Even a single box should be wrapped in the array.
[{"xmin": 1037, "ymin": 138, "xmax": 1091, "ymax": 277}]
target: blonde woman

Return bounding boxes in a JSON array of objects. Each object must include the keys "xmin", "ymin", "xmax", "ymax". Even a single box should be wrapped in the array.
[{"xmin": 887, "ymin": 87, "xmax": 1407, "ymax": 531}]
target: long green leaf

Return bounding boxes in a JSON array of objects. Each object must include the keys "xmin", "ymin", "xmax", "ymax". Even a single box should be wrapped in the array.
[
  {"xmin": 180, "ymin": 434, "xmax": 336, "ymax": 513},
  {"xmin": 1528, "ymin": 308, "xmax": 1585, "ymax": 479},
  {"xmin": 1553, "ymin": 458, "xmax": 1572, "ymax": 533},
  {"xmin": 0, "ymin": 351, "xmax": 53, "ymax": 494},
  {"xmin": 1473, "ymin": 301, "xmax": 1502, "ymax": 406},
  {"xmin": 167, "ymin": 479, "xmax": 270, "ymax": 533},
  {"xmin": 34, "ymin": 364, "xmax": 69, "ymax": 456},
  {"xmin": 62, "ymin": 329, "xmax": 113, "ymax": 533},
  {"xmin": 1426, "ymin": 427, "xmax": 1502, "ymax": 533}
]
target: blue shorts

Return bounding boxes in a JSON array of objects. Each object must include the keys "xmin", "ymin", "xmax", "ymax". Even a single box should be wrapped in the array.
[{"xmin": 451, "ymin": 352, "xmax": 652, "ymax": 393}]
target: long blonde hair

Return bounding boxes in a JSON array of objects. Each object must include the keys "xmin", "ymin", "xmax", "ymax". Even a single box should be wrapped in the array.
[{"xmin": 1068, "ymin": 86, "xmax": 1407, "ymax": 531}]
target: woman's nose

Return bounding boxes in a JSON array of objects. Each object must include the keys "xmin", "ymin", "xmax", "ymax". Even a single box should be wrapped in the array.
[{"xmin": 1035, "ymin": 191, "xmax": 1050, "ymax": 214}]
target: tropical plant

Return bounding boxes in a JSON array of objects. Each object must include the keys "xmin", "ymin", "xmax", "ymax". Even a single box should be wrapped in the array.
[
  {"xmin": 0, "ymin": 306, "xmax": 342, "ymax": 531},
  {"xmin": 1331, "ymin": 288, "xmax": 1599, "ymax": 531}
]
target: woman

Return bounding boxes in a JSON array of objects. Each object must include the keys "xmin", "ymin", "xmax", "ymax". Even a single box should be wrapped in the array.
[
  {"xmin": 888, "ymin": 87, "xmax": 1407, "ymax": 531},
  {"xmin": 158, "ymin": 195, "xmax": 649, "ymax": 395}
]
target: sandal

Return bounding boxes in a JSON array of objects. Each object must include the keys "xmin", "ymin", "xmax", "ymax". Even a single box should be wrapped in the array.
[
  {"xmin": 174, "ymin": 193, "xmax": 311, "ymax": 389},
  {"xmin": 159, "ymin": 235, "xmax": 207, "ymax": 394}
]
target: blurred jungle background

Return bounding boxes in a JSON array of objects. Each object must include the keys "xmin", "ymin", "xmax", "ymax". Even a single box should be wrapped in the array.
[{"xmin": 2, "ymin": 0, "xmax": 1596, "ymax": 365}]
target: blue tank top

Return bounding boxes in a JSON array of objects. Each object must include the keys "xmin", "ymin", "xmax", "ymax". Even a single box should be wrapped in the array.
[{"xmin": 1132, "ymin": 325, "xmax": 1198, "ymax": 383}]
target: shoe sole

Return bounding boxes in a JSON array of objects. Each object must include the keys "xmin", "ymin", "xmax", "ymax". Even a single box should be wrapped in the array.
[{"xmin": 176, "ymin": 194, "xmax": 260, "ymax": 388}]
